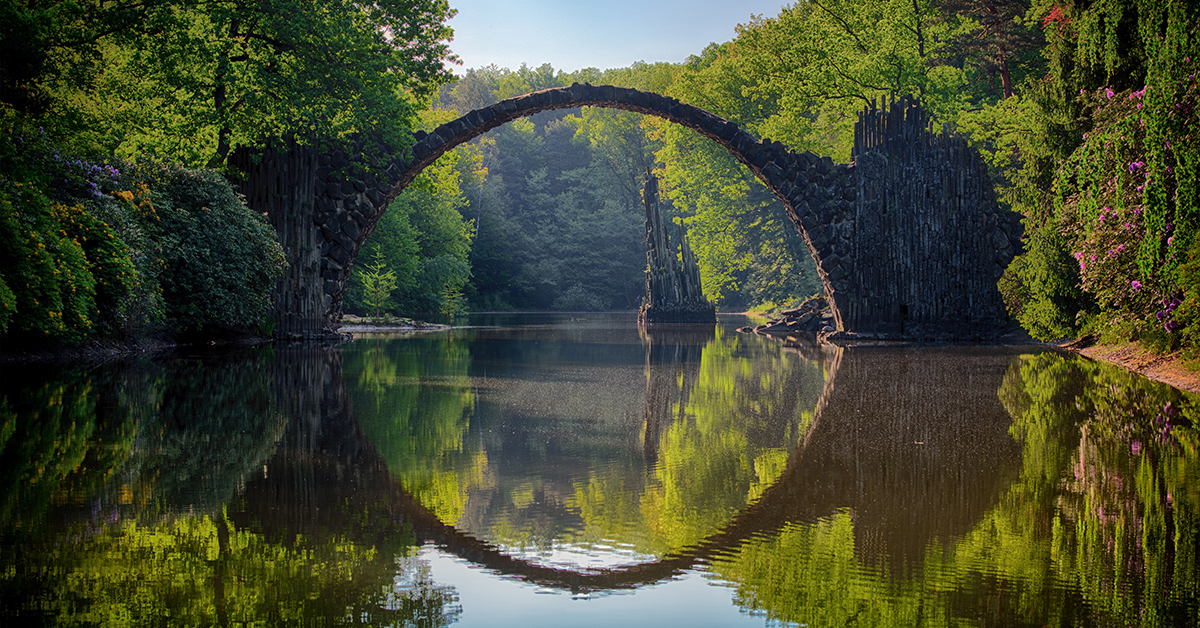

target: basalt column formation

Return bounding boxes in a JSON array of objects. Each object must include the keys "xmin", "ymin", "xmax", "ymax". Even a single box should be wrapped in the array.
[{"xmin": 638, "ymin": 172, "xmax": 716, "ymax": 326}]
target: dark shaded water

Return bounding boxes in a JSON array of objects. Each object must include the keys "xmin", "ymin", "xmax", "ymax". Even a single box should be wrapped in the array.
[{"xmin": 1, "ymin": 313, "xmax": 1198, "ymax": 626}]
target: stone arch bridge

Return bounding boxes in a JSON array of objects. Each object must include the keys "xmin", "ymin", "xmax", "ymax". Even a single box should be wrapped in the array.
[{"xmin": 234, "ymin": 85, "xmax": 1021, "ymax": 340}]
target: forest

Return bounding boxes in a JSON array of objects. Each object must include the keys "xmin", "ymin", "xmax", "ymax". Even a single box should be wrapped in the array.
[{"xmin": 1, "ymin": 0, "xmax": 1199, "ymax": 353}]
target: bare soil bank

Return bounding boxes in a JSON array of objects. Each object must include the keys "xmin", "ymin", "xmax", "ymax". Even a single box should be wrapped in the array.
[{"xmin": 1058, "ymin": 336, "xmax": 1200, "ymax": 394}]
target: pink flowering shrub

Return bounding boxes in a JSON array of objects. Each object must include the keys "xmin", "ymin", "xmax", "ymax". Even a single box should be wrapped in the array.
[{"xmin": 1058, "ymin": 64, "xmax": 1200, "ymax": 348}]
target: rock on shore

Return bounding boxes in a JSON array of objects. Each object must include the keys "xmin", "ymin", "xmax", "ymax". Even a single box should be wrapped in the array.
[{"xmin": 738, "ymin": 297, "xmax": 836, "ymax": 338}]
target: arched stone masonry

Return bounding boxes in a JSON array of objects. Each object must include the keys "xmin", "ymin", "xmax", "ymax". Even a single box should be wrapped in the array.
[{"xmin": 297, "ymin": 86, "xmax": 1020, "ymax": 339}]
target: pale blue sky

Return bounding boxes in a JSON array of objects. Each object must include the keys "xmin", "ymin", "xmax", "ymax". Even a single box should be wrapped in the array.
[{"xmin": 445, "ymin": 0, "xmax": 789, "ymax": 74}]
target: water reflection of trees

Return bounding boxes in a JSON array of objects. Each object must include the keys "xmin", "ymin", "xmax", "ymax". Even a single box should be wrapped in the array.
[
  {"xmin": 0, "ymin": 349, "xmax": 459, "ymax": 627},
  {"xmin": 348, "ymin": 325, "xmax": 831, "ymax": 561},
  {"xmin": 8, "ymin": 337, "xmax": 1196, "ymax": 625},
  {"xmin": 634, "ymin": 325, "xmax": 828, "ymax": 550},
  {"xmin": 0, "ymin": 350, "xmax": 286, "ymax": 532},
  {"xmin": 713, "ymin": 349, "xmax": 1200, "ymax": 627},
  {"xmin": 346, "ymin": 335, "xmax": 479, "ymax": 524}
]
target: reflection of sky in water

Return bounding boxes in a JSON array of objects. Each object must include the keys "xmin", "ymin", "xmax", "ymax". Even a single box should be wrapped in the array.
[
  {"xmin": 417, "ymin": 546, "xmax": 772, "ymax": 627},
  {"xmin": 491, "ymin": 539, "xmax": 657, "ymax": 572}
]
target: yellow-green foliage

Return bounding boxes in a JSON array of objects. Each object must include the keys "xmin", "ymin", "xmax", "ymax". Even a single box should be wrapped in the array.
[
  {"xmin": 5, "ymin": 514, "xmax": 456, "ymax": 626},
  {"xmin": 704, "ymin": 352, "xmax": 1200, "ymax": 626},
  {"xmin": 0, "ymin": 181, "xmax": 105, "ymax": 345}
]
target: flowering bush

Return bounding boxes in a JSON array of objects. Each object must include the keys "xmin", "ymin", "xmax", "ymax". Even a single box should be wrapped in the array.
[
  {"xmin": 1058, "ymin": 87, "xmax": 1156, "ymax": 333},
  {"xmin": 0, "ymin": 133, "xmax": 285, "ymax": 346},
  {"xmin": 1055, "ymin": 61, "xmax": 1200, "ymax": 348},
  {"xmin": 0, "ymin": 181, "xmax": 100, "ymax": 345}
]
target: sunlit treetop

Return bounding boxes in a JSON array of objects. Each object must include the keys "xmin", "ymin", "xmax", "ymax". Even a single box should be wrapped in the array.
[{"xmin": 1, "ymin": 0, "xmax": 461, "ymax": 165}]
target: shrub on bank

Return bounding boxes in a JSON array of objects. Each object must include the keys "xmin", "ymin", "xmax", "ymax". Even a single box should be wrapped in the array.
[
  {"xmin": 132, "ymin": 163, "xmax": 285, "ymax": 334},
  {"xmin": 0, "ymin": 132, "xmax": 284, "ymax": 349}
]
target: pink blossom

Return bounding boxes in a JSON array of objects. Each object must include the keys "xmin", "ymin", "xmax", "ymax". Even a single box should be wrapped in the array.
[
  {"xmin": 1132, "ymin": 280, "xmax": 1142, "ymax": 291},
  {"xmin": 1106, "ymin": 87, "xmax": 1114, "ymax": 99}
]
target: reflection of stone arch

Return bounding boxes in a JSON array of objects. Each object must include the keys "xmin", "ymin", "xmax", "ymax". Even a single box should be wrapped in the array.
[
  {"xmin": 394, "ymin": 344, "xmax": 846, "ymax": 592},
  {"xmin": 245, "ymin": 343, "xmax": 1023, "ymax": 593},
  {"xmin": 394, "ymin": 345, "xmax": 1022, "ymax": 591},
  {"xmin": 246, "ymin": 87, "xmax": 1021, "ymax": 339}
]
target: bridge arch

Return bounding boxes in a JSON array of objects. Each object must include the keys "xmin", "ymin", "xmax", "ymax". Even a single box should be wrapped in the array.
[
  {"xmin": 313, "ymin": 84, "xmax": 843, "ymax": 326},
  {"xmin": 294, "ymin": 87, "xmax": 1020, "ymax": 340}
]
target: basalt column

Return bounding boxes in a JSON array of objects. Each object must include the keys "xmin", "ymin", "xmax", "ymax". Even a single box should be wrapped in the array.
[
  {"xmin": 843, "ymin": 96, "xmax": 1023, "ymax": 338},
  {"xmin": 638, "ymin": 173, "xmax": 716, "ymax": 326},
  {"xmin": 231, "ymin": 138, "xmax": 326, "ymax": 338}
]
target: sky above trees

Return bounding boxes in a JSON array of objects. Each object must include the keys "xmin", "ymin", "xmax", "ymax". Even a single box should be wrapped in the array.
[{"xmin": 446, "ymin": 0, "xmax": 787, "ymax": 73}]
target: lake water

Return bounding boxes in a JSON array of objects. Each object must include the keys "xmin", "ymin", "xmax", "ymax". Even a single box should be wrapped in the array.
[{"xmin": 2, "ymin": 312, "xmax": 1198, "ymax": 626}]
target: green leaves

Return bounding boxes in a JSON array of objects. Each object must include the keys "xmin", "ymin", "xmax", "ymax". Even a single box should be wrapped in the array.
[
  {"xmin": 3, "ymin": 0, "xmax": 457, "ymax": 166},
  {"xmin": 140, "ymin": 163, "xmax": 286, "ymax": 333},
  {"xmin": 0, "ymin": 182, "xmax": 102, "ymax": 346},
  {"xmin": 357, "ymin": 252, "xmax": 399, "ymax": 320}
]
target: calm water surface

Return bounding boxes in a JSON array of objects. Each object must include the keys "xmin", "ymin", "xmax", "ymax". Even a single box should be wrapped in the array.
[{"xmin": 2, "ymin": 313, "xmax": 1198, "ymax": 626}]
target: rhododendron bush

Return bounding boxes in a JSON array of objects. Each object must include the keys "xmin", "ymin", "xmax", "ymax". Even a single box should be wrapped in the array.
[
  {"xmin": 994, "ymin": 1, "xmax": 1200, "ymax": 349},
  {"xmin": 1063, "ymin": 73, "xmax": 1200, "ymax": 344}
]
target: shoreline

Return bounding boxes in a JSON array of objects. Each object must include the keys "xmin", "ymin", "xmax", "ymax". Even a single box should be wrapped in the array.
[
  {"xmin": 7, "ymin": 315, "xmax": 1200, "ymax": 396},
  {"xmin": 338, "ymin": 323, "xmax": 451, "ymax": 334},
  {"xmin": 1058, "ymin": 337, "xmax": 1200, "ymax": 395}
]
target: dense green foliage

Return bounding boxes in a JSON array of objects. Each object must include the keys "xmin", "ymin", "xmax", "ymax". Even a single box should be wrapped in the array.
[
  {"xmin": 0, "ymin": 134, "xmax": 286, "ymax": 346},
  {"xmin": 973, "ymin": 1, "xmax": 1200, "ymax": 346},
  {"xmin": 2, "ymin": 0, "xmax": 456, "ymax": 165},
  {"xmin": 0, "ymin": 0, "xmax": 456, "ymax": 346}
]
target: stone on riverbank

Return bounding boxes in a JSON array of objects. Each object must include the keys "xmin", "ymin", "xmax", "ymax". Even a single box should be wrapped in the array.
[{"xmin": 739, "ymin": 297, "xmax": 835, "ymax": 337}]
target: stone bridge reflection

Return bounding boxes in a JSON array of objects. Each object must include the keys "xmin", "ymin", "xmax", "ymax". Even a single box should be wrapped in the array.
[{"xmin": 238, "ymin": 338, "xmax": 1024, "ymax": 592}]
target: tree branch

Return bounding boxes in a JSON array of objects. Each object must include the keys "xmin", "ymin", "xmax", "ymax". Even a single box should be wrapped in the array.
[{"xmin": 810, "ymin": 0, "xmax": 869, "ymax": 54}]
